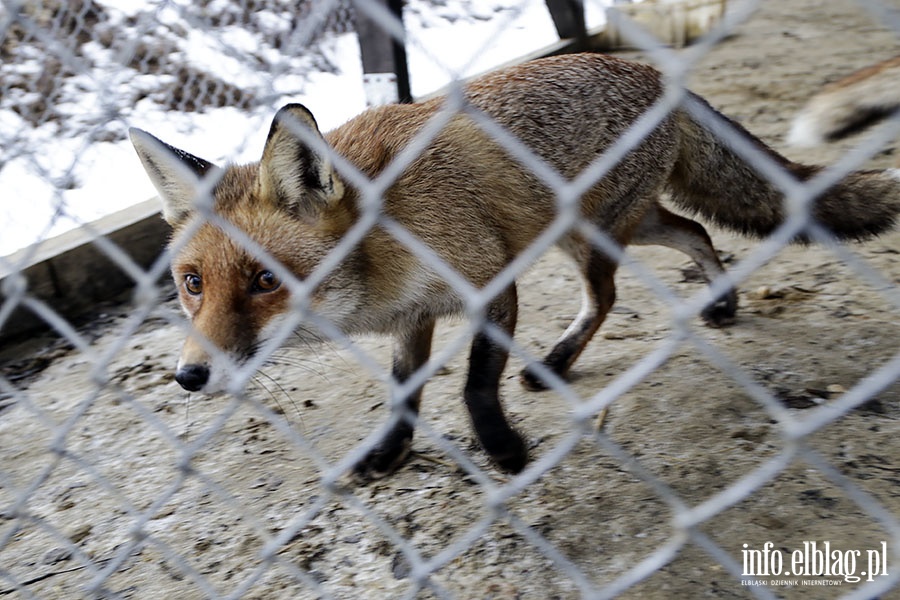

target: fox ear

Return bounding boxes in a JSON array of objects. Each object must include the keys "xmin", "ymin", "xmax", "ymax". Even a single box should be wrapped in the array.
[
  {"xmin": 259, "ymin": 104, "xmax": 344, "ymax": 217},
  {"xmin": 129, "ymin": 128, "xmax": 221, "ymax": 227}
]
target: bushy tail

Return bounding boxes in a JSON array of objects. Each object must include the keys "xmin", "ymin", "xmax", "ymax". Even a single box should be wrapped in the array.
[
  {"xmin": 666, "ymin": 92, "xmax": 900, "ymax": 242},
  {"xmin": 787, "ymin": 56, "xmax": 900, "ymax": 146}
]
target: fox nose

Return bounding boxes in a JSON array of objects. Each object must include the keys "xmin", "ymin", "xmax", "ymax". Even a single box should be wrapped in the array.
[{"xmin": 175, "ymin": 364, "xmax": 210, "ymax": 392}]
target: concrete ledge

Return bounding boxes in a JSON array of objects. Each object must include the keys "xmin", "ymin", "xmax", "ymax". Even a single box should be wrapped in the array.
[{"xmin": 0, "ymin": 199, "xmax": 169, "ymax": 342}]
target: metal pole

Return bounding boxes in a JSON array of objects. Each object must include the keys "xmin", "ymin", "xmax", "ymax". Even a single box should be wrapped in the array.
[{"xmin": 356, "ymin": 0, "xmax": 412, "ymax": 105}]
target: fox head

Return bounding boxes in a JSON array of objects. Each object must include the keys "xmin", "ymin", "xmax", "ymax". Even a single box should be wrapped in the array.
[{"xmin": 130, "ymin": 104, "xmax": 357, "ymax": 394}]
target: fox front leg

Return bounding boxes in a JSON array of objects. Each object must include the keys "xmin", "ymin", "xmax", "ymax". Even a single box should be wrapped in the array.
[
  {"xmin": 353, "ymin": 319, "xmax": 435, "ymax": 480},
  {"xmin": 464, "ymin": 285, "xmax": 529, "ymax": 473}
]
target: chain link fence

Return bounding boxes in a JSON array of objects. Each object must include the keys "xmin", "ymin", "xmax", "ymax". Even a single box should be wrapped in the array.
[{"xmin": 2, "ymin": 0, "xmax": 900, "ymax": 598}]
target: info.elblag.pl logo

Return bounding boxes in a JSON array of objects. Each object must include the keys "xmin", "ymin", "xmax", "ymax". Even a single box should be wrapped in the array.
[{"xmin": 742, "ymin": 541, "xmax": 889, "ymax": 586}]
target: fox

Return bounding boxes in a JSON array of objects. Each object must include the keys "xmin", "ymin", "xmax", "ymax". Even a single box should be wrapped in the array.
[
  {"xmin": 789, "ymin": 55, "xmax": 900, "ymax": 146},
  {"xmin": 130, "ymin": 53, "xmax": 900, "ymax": 480}
]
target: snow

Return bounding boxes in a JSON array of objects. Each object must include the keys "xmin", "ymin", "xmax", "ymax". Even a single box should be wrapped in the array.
[{"xmin": 0, "ymin": 0, "xmax": 612, "ymax": 258}]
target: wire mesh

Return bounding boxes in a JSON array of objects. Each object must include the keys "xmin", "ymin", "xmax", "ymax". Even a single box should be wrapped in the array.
[{"xmin": 1, "ymin": 0, "xmax": 899, "ymax": 598}]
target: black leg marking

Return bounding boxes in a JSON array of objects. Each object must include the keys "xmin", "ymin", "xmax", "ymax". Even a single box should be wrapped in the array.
[
  {"xmin": 520, "ymin": 250, "xmax": 617, "ymax": 391},
  {"xmin": 354, "ymin": 319, "xmax": 435, "ymax": 480},
  {"xmin": 465, "ymin": 285, "xmax": 528, "ymax": 473}
]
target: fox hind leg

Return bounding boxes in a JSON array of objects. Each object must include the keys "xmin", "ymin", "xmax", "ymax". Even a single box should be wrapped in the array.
[
  {"xmin": 353, "ymin": 319, "xmax": 435, "ymax": 480},
  {"xmin": 631, "ymin": 203, "xmax": 738, "ymax": 327},
  {"xmin": 520, "ymin": 248, "xmax": 618, "ymax": 392},
  {"xmin": 464, "ymin": 284, "xmax": 529, "ymax": 473}
]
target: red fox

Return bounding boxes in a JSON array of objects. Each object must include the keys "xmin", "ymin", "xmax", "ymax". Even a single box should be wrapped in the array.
[
  {"xmin": 130, "ymin": 53, "xmax": 899, "ymax": 479},
  {"xmin": 789, "ymin": 55, "xmax": 900, "ymax": 146}
]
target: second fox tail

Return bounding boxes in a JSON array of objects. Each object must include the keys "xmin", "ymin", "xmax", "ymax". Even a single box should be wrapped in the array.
[{"xmin": 787, "ymin": 56, "xmax": 900, "ymax": 147}]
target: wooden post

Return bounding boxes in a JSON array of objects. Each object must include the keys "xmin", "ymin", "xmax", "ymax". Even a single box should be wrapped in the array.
[
  {"xmin": 544, "ymin": 0, "xmax": 587, "ymax": 47},
  {"xmin": 355, "ymin": 0, "xmax": 412, "ymax": 105}
]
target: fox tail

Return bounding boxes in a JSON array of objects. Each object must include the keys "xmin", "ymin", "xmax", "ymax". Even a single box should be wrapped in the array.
[{"xmin": 664, "ymin": 92, "xmax": 900, "ymax": 242}]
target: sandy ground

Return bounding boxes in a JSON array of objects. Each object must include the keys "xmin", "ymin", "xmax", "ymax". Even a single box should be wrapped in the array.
[{"xmin": 2, "ymin": 0, "xmax": 900, "ymax": 598}]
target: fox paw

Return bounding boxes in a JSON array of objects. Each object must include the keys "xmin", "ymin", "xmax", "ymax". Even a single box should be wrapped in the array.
[
  {"xmin": 519, "ymin": 367, "xmax": 550, "ymax": 391},
  {"xmin": 483, "ymin": 430, "xmax": 529, "ymax": 474},
  {"xmin": 701, "ymin": 289, "xmax": 738, "ymax": 328},
  {"xmin": 352, "ymin": 438, "xmax": 412, "ymax": 482},
  {"xmin": 519, "ymin": 362, "xmax": 568, "ymax": 392}
]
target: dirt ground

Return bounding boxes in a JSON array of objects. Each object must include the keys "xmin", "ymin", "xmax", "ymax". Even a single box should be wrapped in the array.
[{"xmin": 2, "ymin": 0, "xmax": 900, "ymax": 598}]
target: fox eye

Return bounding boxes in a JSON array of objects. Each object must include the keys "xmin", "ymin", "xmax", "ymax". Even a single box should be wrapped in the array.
[
  {"xmin": 184, "ymin": 273, "xmax": 202, "ymax": 295},
  {"xmin": 252, "ymin": 270, "xmax": 280, "ymax": 293}
]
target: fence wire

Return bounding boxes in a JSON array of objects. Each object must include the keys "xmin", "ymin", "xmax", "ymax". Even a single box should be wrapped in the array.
[{"xmin": 1, "ymin": 0, "xmax": 900, "ymax": 598}]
